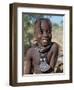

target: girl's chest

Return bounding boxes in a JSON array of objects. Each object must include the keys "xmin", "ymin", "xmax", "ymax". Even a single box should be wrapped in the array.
[{"xmin": 31, "ymin": 48, "xmax": 49, "ymax": 65}]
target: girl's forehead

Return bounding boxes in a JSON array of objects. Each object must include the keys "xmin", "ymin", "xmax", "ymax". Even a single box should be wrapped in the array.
[{"xmin": 41, "ymin": 20, "xmax": 50, "ymax": 30}]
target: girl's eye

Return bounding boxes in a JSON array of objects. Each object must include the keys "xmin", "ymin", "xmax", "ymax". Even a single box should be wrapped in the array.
[
  {"xmin": 40, "ymin": 29, "xmax": 43, "ymax": 33},
  {"xmin": 47, "ymin": 31, "xmax": 50, "ymax": 33},
  {"xmin": 47, "ymin": 30, "xmax": 51, "ymax": 33}
]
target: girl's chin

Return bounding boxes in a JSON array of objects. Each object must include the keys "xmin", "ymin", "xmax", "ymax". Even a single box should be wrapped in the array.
[
  {"xmin": 41, "ymin": 40, "xmax": 48, "ymax": 46},
  {"xmin": 41, "ymin": 42, "xmax": 49, "ymax": 47}
]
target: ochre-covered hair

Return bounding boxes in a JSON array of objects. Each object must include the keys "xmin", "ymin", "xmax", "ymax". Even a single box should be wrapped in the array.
[{"xmin": 34, "ymin": 18, "xmax": 52, "ymax": 34}]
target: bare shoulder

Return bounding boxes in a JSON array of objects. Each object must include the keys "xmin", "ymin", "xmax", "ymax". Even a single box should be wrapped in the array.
[
  {"xmin": 52, "ymin": 42, "xmax": 59, "ymax": 48},
  {"xmin": 51, "ymin": 42, "xmax": 59, "ymax": 52},
  {"xmin": 26, "ymin": 47, "xmax": 35, "ymax": 57}
]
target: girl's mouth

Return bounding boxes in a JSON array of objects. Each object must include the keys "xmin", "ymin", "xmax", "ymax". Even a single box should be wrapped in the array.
[
  {"xmin": 42, "ymin": 39, "xmax": 48, "ymax": 43},
  {"xmin": 41, "ymin": 38, "xmax": 49, "ymax": 45}
]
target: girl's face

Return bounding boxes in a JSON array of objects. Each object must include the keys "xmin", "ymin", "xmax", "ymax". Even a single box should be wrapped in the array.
[{"xmin": 35, "ymin": 20, "xmax": 52, "ymax": 47}]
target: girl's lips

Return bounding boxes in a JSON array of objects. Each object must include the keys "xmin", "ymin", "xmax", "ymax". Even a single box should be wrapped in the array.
[{"xmin": 42, "ymin": 39, "xmax": 48, "ymax": 43}]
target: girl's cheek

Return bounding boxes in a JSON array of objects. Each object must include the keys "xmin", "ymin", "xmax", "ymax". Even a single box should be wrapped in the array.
[
  {"xmin": 36, "ymin": 34, "xmax": 42, "ymax": 42},
  {"xmin": 49, "ymin": 33, "xmax": 52, "ymax": 38},
  {"xmin": 38, "ymin": 34, "xmax": 42, "ymax": 39}
]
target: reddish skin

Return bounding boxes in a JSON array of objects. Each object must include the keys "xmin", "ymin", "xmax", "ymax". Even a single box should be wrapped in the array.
[{"xmin": 24, "ymin": 19, "xmax": 59, "ymax": 74}]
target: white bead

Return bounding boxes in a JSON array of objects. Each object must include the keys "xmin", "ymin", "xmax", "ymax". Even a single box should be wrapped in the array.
[
  {"xmin": 43, "ymin": 58, "xmax": 46, "ymax": 61},
  {"xmin": 40, "ymin": 58, "xmax": 42, "ymax": 61}
]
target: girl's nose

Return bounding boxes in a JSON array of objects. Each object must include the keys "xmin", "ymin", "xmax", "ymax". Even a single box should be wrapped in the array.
[{"xmin": 43, "ymin": 31, "xmax": 48, "ymax": 37}]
